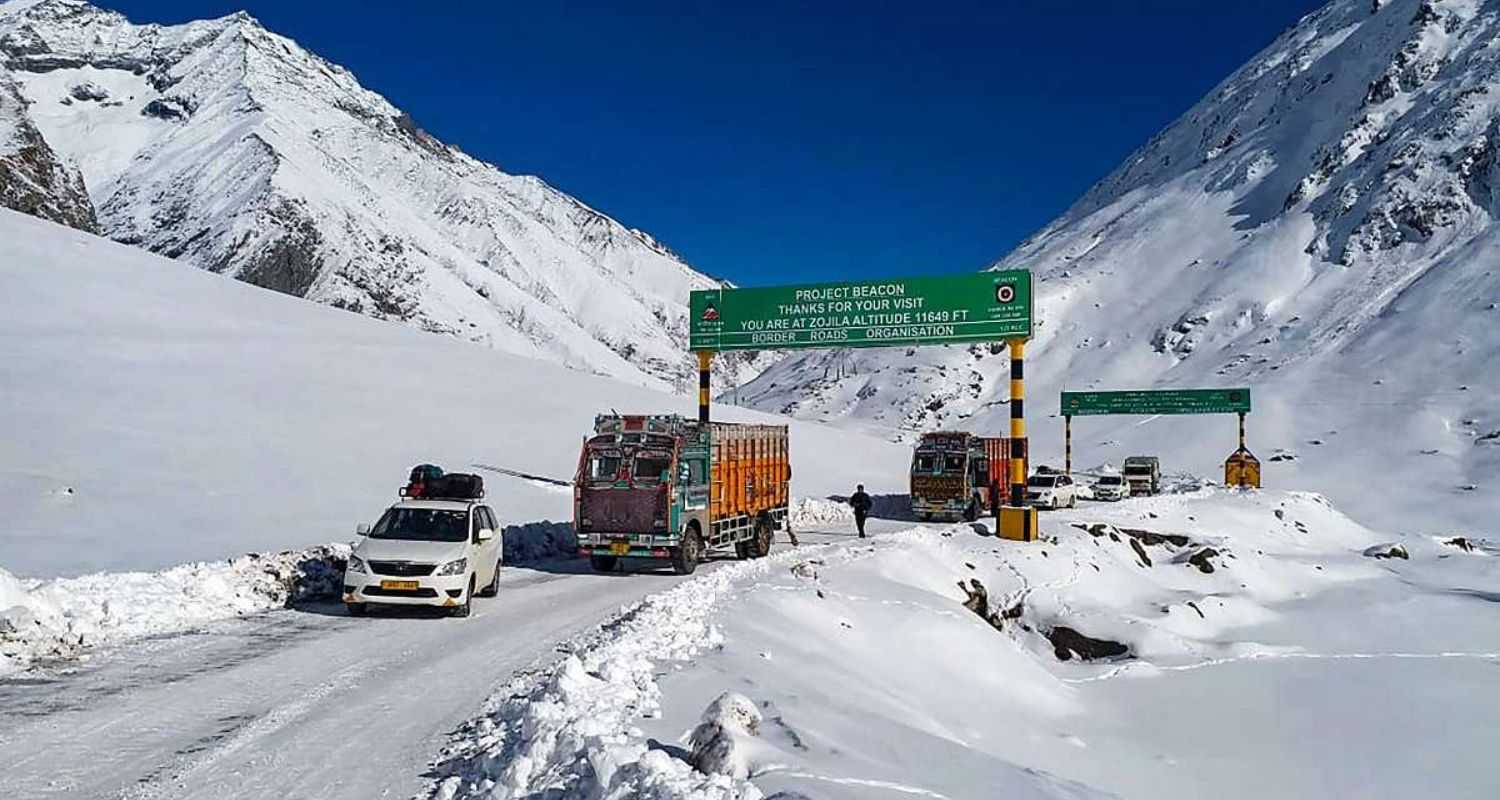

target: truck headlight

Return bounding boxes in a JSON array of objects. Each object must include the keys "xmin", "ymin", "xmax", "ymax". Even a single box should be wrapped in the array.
[
  {"xmin": 435, "ymin": 558, "xmax": 467, "ymax": 576},
  {"xmin": 347, "ymin": 555, "xmax": 367, "ymax": 574}
]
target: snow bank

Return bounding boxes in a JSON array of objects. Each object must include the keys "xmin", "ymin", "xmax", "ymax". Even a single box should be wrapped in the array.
[
  {"xmin": 631, "ymin": 489, "xmax": 1500, "ymax": 799},
  {"xmin": 428, "ymin": 542, "xmax": 836, "ymax": 800},
  {"xmin": 0, "ymin": 544, "xmax": 347, "ymax": 677},
  {"xmin": 788, "ymin": 497, "xmax": 853, "ymax": 527}
]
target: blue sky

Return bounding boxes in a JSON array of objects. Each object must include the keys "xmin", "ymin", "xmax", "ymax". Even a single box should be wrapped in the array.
[{"xmin": 108, "ymin": 0, "xmax": 1323, "ymax": 285}]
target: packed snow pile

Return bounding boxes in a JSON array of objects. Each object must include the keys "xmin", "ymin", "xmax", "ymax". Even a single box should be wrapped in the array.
[
  {"xmin": 427, "ymin": 541, "xmax": 847, "ymax": 800},
  {"xmin": 628, "ymin": 489, "xmax": 1499, "ymax": 799},
  {"xmin": 787, "ymin": 497, "xmax": 854, "ymax": 526},
  {"xmin": 0, "ymin": 543, "xmax": 347, "ymax": 677}
]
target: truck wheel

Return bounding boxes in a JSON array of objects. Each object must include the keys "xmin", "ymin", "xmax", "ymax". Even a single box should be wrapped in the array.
[
  {"xmin": 346, "ymin": 602, "xmax": 367, "ymax": 617},
  {"xmin": 590, "ymin": 555, "xmax": 619, "ymax": 572},
  {"xmin": 964, "ymin": 498, "xmax": 979, "ymax": 522},
  {"xmin": 673, "ymin": 527, "xmax": 702, "ymax": 575},
  {"xmin": 750, "ymin": 516, "xmax": 773, "ymax": 558},
  {"xmin": 450, "ymin": 576, "xmax": 474, "ymax": 618}
]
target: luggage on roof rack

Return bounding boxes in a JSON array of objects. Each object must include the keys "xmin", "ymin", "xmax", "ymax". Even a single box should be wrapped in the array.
[
  {"xmin": 422, "ymin": 472, "xmax": 484, "ymax": 500},
  {"xmin": 401, "ymin": 463, "xmax": 446, "ymax": 498}
]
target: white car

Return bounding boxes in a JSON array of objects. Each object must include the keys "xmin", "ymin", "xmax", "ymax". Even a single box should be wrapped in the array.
[
  {"xmin": 342, "ymin": 499, "xmax": 503, "ymax": 617},
  {"xmin": 1092, "ymin": 474, "xmax": 1129, "ymax": 501},
  {"xmin": 1025, "ymin": 473, "xmax": 1078, "ymax": 510}
]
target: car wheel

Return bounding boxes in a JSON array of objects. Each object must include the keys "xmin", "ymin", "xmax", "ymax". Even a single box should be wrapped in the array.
[
  {"xmin": 479, "ymin": 558, "xmax": 501, "ymax": 597},
  {"xmin": 450, "ymin": 576, "xmax": 474, "ymax": 618},
  {"xmin": 346, "ymin": 602, "xmax": 367, "ymax": 617}
]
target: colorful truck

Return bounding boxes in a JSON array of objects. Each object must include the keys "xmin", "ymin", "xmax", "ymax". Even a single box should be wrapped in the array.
[
  {"xmin": 909, "ymin": 431, "xmax": 1010, "ymax": 521},
  {"xmin": 574, "ymin": 414, "xmax": 791, "ymax": 574}
]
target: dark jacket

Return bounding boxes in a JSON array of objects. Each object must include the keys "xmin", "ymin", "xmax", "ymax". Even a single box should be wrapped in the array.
[{"xmin": 849, "ymin": 491, "xmax": 873, "ymax": 514}]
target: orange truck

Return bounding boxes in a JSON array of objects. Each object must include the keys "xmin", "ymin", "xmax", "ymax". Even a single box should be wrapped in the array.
[
  {"xmin": 574, "ymin": 414, "xmax": 791, "ymax": 574},
  {"xmin": 909, "ymin": 431, "xmax": 1010, "ymax": 521}
]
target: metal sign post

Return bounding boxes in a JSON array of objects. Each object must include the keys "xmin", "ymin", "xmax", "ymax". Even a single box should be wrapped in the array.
[
  {"xmin": 1058, "ymin": 388, "xmax": 1259, "ymax": 488},
  {"xmin": 688, "ymin": 270, "xmax": 1038, "ymax": 542}
]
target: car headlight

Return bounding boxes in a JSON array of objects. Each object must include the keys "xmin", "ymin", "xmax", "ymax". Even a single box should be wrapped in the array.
[
  {"xmin": 435, "ymin": 557, "xmax": 467, "ymax": 576},
  {"xmin": 346, "ymin": 555, "xmax": 367, "ymax": 573}
]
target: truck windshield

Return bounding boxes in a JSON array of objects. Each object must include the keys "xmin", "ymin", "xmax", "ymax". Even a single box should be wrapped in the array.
[
  {"xmin": 633, "ymin": 455, "xmax": 672, "ymax": 484},
  {"xmin": 914, "ymin": 452, "xmax": 938, "ymax": 472},
  {"xmin": 588, "ymin": 453, "xmax": 621, "ymax": 483},
  {"xmin": 943, "ymin": 454, "xmax": 965, "ymax": 473},
  {"xmin": 369, "ymin": 508, "xmax": 468, "ymax": 542}
]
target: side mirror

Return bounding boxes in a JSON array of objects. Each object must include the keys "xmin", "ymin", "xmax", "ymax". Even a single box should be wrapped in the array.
[
  {"xmin": 477, "ymin": 528, "xmax": 495, "ymax": 542},
  {"xmin": 356, "ymin": 523, "xmax": 371, "ymax": 536}
]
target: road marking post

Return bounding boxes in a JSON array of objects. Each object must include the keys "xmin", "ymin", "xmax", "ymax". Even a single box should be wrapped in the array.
[
  {"xmin": 999, "ymin": 338, "xmax": 1037, "ymax": 541},
  {"xmin": 697, "ymin": 350, "xmax": 713, "ymax": 424},
  {"xmin": 1064, "ymin": 415, "xmax": 1072, "ymax": 476}
]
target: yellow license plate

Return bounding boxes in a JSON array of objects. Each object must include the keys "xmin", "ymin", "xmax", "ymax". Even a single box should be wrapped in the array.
[
  {"xmin": 609, "ymin": 541, "xmax": 631, "ymax": 556},
  {"xmin": 379, "ymin": 579, "xmax": 420, "ymax": 591}
]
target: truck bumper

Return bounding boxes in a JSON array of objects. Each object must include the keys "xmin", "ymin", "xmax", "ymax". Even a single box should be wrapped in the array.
[{"xmin": 578, "ymin": 533, "xmax": 678, "ymax": 559}]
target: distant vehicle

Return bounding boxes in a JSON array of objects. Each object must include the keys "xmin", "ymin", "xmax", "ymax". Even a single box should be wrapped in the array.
[
  {"xmin": 343, "ymin": 474, "xmax": 502, "ymax": 618},
  {"xmin": 1092, "ymin": 474, "xmax": 1129, "ymax": 501},
  {"xmin": 574, "ymin": 414, "xmax": 789, "ymax": 574},
  {"xmin": 909, "ymin": 431, "xmax": 1010, "ymax": 521},
  {"xmin": 1123, "ymin": 456, "xmax": 1161, "ymax": 496},
  {"xmin": 1026, "ymin": 473, "xmax": 1078, "ymax": 510}
]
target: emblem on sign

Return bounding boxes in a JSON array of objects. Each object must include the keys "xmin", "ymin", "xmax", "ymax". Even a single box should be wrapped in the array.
[
  {"xmin": 996, "ymin": 284, "xmax": 1015, "ymax": 304},
  {"xmin": 701, "ymin": 302, "xmax": 720, "ymax": 322}
]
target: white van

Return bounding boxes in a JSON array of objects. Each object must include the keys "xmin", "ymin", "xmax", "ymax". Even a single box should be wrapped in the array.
[{"xmin": 342, "ymin": 499, "xmax": 503, "ymax": 617}]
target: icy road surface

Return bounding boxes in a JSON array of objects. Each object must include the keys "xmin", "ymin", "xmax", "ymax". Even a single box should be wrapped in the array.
[{"xmin": 0, "ymin": 524, "xmax": 891, "ymax": 800}]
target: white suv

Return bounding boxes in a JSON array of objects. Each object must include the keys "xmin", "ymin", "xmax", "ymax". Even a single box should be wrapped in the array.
[
  {"xmin": 342, "ymin": 499, "xmax": 503, "ymax": 617},
  {"xmin": 1026, "ymin": 473, "xmax": 1078, "ymax": 510}
]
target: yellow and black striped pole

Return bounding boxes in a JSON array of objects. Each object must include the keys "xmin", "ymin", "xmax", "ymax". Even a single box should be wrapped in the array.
[
  {"xmin": 697, "ymin": 350, "xmax": 713, "ymax": 424},
  {"xmin": 1238, "ymin": 411, "xmax": 1247, "ymax": 450},
  {"xmin": 1008, "ymin": 338, "xmax": 1027, "ymax": 513},
  {"xmin": 1064, "ymin": 415, "xmax": 1072, "ymax": 476}
]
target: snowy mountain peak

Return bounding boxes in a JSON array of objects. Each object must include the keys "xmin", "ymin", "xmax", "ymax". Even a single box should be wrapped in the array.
[{"xmin": 0, "ymin": 0, "xmax": 725, "ymax": 389}]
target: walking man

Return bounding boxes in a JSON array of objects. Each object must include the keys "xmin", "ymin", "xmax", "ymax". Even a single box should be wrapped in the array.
[{"xmin": 850, "ymin": 484, "xmax": 873, "ymax": 538}]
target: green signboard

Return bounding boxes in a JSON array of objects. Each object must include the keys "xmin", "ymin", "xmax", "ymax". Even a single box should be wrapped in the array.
[
  {"xmin": 690, "ymin": 270, "xmax": 1032, "ymax": 352},
  {"xmin": 1060, "ymin": 388, "xmax": 1251, "ymax": 417}
]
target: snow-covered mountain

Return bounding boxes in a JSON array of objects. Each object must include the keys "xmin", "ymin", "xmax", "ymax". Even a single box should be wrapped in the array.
[
  {"xmin": 0, "ymin": 0, "xmax": 730, "ymax": 388},
  {"xmin": 0, "ymin": 61, "xmax": 94, "ymax": 229},
  {"xmin": 741, "ymin": 0, "xmax": 1500, "ymax": 533}
]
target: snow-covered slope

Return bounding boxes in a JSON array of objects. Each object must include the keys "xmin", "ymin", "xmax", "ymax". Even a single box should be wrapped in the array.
[
  {"xmin": 0, "ymin": 0, "xmax": 729, "ymax": 389},
  {"xmin": 741, "ymin": 0, "xmax": 1500, "ymax": 535},
  {"xmin": 0, "ymin": 208, "xmax": 910, "ymax": 577},
  {"xmin": 0, "ymin": 60, "xmax": 94, "ymax": 229}
]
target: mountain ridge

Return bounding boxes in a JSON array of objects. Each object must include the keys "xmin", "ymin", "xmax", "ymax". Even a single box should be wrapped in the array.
[{"xmin": 0, "ymin": 0, "xmax": 730, "ymax": 388}]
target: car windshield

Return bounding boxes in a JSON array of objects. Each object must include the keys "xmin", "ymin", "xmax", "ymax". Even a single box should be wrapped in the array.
[
  {"xmin": 633, "ymin": 455, "xmax": 672, "ymax": 484},
  {"xmin": 1028, "ymin": 476, "xmax": 1059, "ymax": 488},
  {"xmin": 1099, "ymin": 476, "xmax": 1124, "ymax": 485},
  {"xmin": 369, "ymin": 508, "xmax": 469, "ymax": 542}
]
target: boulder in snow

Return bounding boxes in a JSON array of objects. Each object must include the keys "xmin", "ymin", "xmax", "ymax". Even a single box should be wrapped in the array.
[
  {"xmin": 688, "ymin": 691, "xmax": 761, "ymax": 779},
  {"xmin": 1363, "ymin": 543, "xmax": 1409, "ymax": 560}
]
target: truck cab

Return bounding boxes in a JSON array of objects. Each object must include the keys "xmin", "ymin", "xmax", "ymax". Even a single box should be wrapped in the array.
[
  {"xmin": 1123, "ymin": 456, "xmax": 1161, "ymax": 496},
  {"xmin": 574, "ymin": 414, "xmax": 788, "ymax": 574},
  {"xmin": 910, "ymin": 432, "xmax": 1007, "ymax": 521}
]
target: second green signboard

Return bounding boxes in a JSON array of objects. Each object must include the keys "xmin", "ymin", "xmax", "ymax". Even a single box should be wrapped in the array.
[{"xmin": 690, "ymin": 270, "xmax": 1032, "ymax": 352}]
